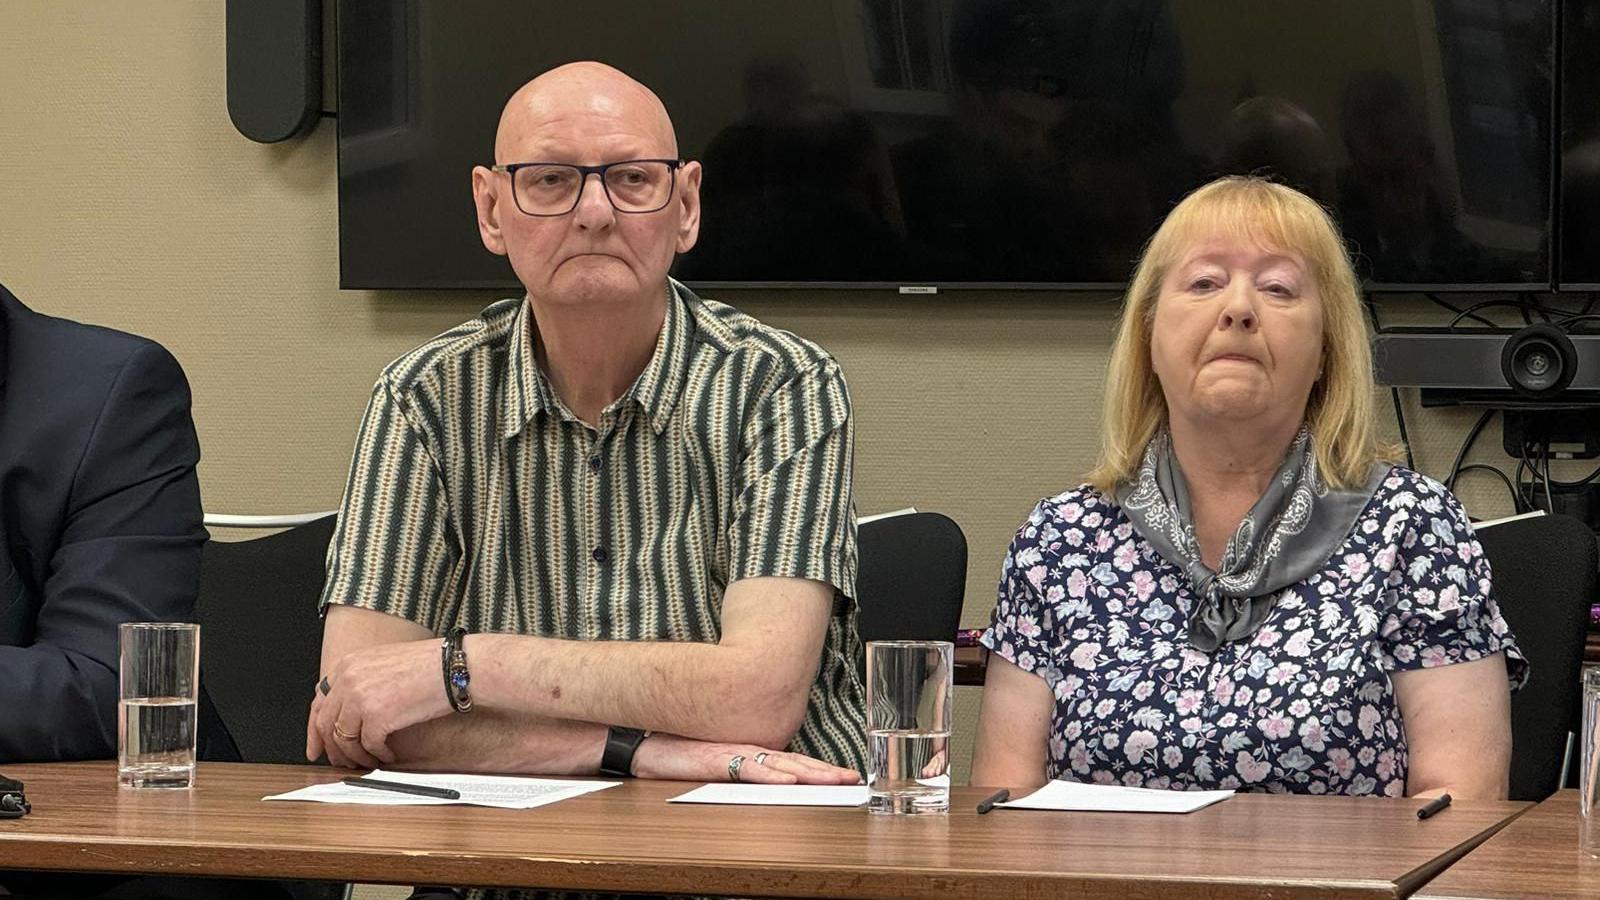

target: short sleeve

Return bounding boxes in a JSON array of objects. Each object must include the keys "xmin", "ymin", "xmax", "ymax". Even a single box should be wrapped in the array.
[
  {"xmin": 726, "ymin": 357, "xmax": 858, "ymax": 598},
  {"xmin": 980, "ymin": 498, "xmax": 1065, "ymax": 680},
  {"xmin": 1376, "ymin": 477, "xmax": 1528, "ymax": 689},
  {"xmin": 320, "ymin": 379, "xmax": 459, "ymax": 633}
]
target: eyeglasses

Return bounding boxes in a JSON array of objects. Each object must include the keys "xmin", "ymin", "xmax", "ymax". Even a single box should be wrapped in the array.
[{"xmin": 490, "ymin": 159, "xmax": 684, "ymax": 216}]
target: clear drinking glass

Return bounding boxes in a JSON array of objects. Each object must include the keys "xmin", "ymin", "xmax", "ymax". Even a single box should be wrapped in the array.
[
  {"xmin": 118, "ymin": 622, "xmax": 200, "ymax": 789},
  {"xmin": 1582, "ymin": 667, "xmax": 1600, "ymax": 856},
  {"xmin": 865, "ymin": 640, "xmax": 953, "ymax": 815}
]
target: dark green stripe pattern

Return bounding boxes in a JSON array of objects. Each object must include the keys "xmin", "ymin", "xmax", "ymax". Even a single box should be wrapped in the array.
[{"xmin": 320, "ymin": 280, "xmax": 867, "ymax": 787}]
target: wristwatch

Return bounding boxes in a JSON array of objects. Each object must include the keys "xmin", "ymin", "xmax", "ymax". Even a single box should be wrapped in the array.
[{"xmin": 599, "ymin": 726, "xmax": 651, "ymax": 777}]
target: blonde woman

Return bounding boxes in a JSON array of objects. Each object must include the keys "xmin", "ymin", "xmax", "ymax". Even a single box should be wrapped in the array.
[{"xmin": 972, "ymin": 176, "xmax": 1524, "ymax": 799}]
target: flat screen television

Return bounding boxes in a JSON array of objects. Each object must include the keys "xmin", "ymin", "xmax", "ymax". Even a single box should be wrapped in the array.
[
  {"xmin": 1560, "ymin": 0, "xmax": 1600, "ymax": 289},
  {"xmin": 336, "ymin": 0, "xmax": 1556, "ymax": 291}
]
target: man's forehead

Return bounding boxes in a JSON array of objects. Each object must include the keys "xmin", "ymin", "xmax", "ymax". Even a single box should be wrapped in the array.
[{"xmin": 494, "ymin": 65, "xmax": 677, "ymax": 161}]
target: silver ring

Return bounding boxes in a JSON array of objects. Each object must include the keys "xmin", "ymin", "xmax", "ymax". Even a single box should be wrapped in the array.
[
  {"xmin": 754, "ymin": 752, "xmax": 769, "ymax": 767},
  {"xmin": 728, "ymin": 754, "xmax": 745, "ymax": 783},
  {"xmin": 318, "ymin": 676, "xmax": 331, "ymax": 696}
]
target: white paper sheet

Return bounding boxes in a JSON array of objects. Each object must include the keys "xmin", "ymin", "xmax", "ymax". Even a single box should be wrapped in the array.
[
  {"xmin": 263, "ymin": 769, "xmax": 621, "ymax": 809},
  {"xmin": 667, "ymin": 783, "xmax": 870, "ymax": 807},
  {"xmin": 997, "ymin": 780, "xmax": 1233, "ymax": 814}
]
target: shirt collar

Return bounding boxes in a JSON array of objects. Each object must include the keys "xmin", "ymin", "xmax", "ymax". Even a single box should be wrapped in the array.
[
  {"xmin": 498, "ymin": 279, "xmax": 696, "ymax": 440},
  {"xmin": 631, "ymin": 278, "xmax": 696, "ymax": 434}
]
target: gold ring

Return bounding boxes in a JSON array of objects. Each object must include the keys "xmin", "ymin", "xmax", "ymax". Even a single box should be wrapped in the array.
[{"xmin": 332, "ymin": 724, "xmax": 360, "ymax": 742}]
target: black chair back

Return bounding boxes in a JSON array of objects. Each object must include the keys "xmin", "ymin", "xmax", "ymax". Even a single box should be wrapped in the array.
[
  {"xmin": 1476, "ymin": 512, "xmax": 1597, "ymax": 801},
  {"xmin": 856, "ymin": 512, "xmax": 967, "ymax": 644},
  {"xmin": 196, "ymin": 515, "xmax": 336, "ymax": 766}
]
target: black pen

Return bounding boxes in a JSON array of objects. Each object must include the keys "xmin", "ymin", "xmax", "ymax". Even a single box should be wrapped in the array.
[
  {"xmin": 1416, "ymin": 793, "xmax": 1452, "ymax": 820},
  {"xmin": 342, "ymin": 776, "xmax": 461, "ymax": 800},
  {"xmin": 976, "ymin": 788, "xmax": 1010, "ymax": 815}
]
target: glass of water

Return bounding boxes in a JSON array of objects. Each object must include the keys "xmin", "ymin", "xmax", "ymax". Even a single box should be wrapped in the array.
[
  {"xmin": 118, "ymin": 622, "xmax": 200, "ymax": 789},
  {"xmin": 1582, "ymin": 668, "xmax": 1600, "ymax": 856},
  {"xmin": 866, "ymin": 640, "xmax": 952, "ymax": 815}
]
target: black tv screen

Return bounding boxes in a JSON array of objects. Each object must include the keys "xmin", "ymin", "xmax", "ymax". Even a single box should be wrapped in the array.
[
  {"xmin": 1560, "ymin": 0, "xmax": 1600, "ymax": 289},
  {"xmin": 336, "ymin": 0, "xmax": 1554, "ymax": 291}
]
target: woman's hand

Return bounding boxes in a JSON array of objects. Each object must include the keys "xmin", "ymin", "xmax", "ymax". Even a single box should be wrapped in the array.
[{"xmin": 630, "ymin": 733, "xmax": 862, "ymax": 784}]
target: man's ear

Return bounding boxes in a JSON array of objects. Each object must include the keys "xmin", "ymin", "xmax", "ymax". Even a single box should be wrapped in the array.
[
  {"xmin": 472, "ymin": 166, "xmax": 508, "ymax": 256},
  {"xmin": 674, "ymin": 160, "xmax": 702, "ymax": 254}
]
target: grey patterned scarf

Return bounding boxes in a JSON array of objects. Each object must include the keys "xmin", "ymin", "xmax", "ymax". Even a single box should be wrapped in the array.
[{"xmin": 1115, "ymin": 428, "xmax": 1387, "ymax": 653}]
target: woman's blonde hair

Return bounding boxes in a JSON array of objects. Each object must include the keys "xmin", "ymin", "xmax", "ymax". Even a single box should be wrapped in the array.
[{"xmin": 1086, "ymin": 175, "xmax": 1396, "ymax": 493}]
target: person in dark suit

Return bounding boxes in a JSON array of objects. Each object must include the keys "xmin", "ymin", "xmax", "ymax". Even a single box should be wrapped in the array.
[{"xmin": 0, "ymin": 281, "xmax": 205, "ymax": 763}]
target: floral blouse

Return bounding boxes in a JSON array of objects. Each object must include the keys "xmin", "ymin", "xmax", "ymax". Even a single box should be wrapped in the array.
[{"xmin": 981, "ymin": 467, "xmax": 1526, "ymax": 796}]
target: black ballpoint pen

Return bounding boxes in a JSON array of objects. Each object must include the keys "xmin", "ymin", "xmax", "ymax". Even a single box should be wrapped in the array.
[
  {"xmin": 976, "ymin": 788, "xmax": 1010, "ymax": 814},
  {"xmin": 1416, "ymin": 793, "xmax": 1452, "ymax": 819},
  {"xmin": 343, "ymin": 776, "xmax": 461, "ymax": 800}
]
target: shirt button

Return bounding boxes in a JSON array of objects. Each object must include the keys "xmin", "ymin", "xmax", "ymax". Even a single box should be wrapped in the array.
[
  {"xmin": 592, "ymin": 546, "xmax": 609, "ymax": 564},
  {"xmin": 588, "ymin": 456, "xmax": 601, "ymax": 472}
]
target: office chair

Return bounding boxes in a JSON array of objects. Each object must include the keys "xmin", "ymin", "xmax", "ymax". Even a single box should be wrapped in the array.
[
  {"xmin": 1475, "ymin": 512, "xmax": 1597, "ymax": 801},
  {"xmin": 855, "ymin": 511, "xmax": 967, "ymax": 644},
  {"xmin": 197, "ymin": 514, "xmax": 337, "ymax": 765},
  {"xmin": 195, "ymin": 513, "xmax": 347, "ymax": 900}
]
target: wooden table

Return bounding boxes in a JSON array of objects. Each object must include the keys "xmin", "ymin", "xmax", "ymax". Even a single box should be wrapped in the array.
[
  {"xmin": 0, "ymin": 762, "xmax": 1529, "ymax": 899},
  {"xmin": 1416, "ymin": 790, "xmax": 1599, "ymax": 899}
]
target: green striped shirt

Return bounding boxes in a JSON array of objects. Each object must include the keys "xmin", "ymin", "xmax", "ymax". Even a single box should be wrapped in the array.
[{"xmin": 321, "ymin": 279, "xmax": 866, "ymax": 775}]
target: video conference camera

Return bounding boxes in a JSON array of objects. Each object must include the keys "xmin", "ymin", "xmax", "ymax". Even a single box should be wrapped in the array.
[{"xmin": 1373, "ymin": 326, "xmax": 1600, "ymax": 404}]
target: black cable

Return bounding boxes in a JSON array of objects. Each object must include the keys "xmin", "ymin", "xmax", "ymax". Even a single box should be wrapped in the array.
[
  {"xmin": 1390, "ymin": 389, "xmax": 1415, "ymax": 471},
  {"xmin": 1446, "ymin": 298, "xmax": 1566, "ymax": 329},
  {"xmin": 1553, "ymin": 313, "xmax": 1600, "ymax": 333},
  {"xmin": 1455, "ymin": 464, "xmax": 1522, "ymax": 512},
  {"xmin": 1445, "ymin": 409, "xmax": 1497, "ymax": 491},
  {"xmin": 1541, "ymin": 441, "xmax": 1555, "ymax": 513},
  {"xmin": 1425, "ymin": 292, "xmax": 1497, "ymax": 328},
  {"xmin": 1526, "ymin": 291, "xmax": 1552, "ymax": 323},
  {"xmin": 1365, "ymin": 297, "xmax": 1416, "ymax": 471},
  {"xmin": 1514, "ymin": 456, "xmax": 1535, "ymax": 512}
]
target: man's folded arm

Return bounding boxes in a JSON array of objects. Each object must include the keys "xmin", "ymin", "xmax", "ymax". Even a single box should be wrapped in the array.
[
  {"xmin": 315, "ymin": 604, "xmax": 608, "ymax": 772},
  {"xmin": 465, "ymin": 575, "xmax": 834, "ymax": 750},
  {"xmin": 462, "ymin": 361, "xmax": 855, "ymax": 749},
  {"xmin": 316, "ymin": 361, "xmax": 854, "ymax": 757}
]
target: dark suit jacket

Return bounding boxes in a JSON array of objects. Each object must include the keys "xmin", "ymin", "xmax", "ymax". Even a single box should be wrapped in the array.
[{"xmin": 0, "ymin": 283, "xmax": 205, "ymax": 762}]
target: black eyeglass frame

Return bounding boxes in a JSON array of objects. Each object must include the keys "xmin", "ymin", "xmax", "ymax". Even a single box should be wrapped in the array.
[{"xmin": 489, "ymin": 158, "xmax": 686, "ymax": 217}]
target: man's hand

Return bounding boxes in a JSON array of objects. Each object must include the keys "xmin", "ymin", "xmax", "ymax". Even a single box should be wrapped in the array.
[
  {"xmin": 307, "ymin": 638, "xmax": 454, "ymax": 769},
  {"xmin": 630, "ymin": 733, "xmax": 861, "ymax": 785}
]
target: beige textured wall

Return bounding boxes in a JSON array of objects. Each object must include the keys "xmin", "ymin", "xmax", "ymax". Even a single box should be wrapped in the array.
[{"xmin": 0, "ymin": 2, "xmax": 1557, "ymax": 785}]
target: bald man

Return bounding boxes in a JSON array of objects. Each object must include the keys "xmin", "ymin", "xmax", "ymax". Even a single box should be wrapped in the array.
[{"xmin": 308, "ymin": 62, "xmax": 866, "ymax": 805}]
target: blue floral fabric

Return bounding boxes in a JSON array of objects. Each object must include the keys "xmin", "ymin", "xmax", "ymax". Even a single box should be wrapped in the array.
[{"xmin": 981, "ymin": 467, "xmax": 1526, "ymax": 796}]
